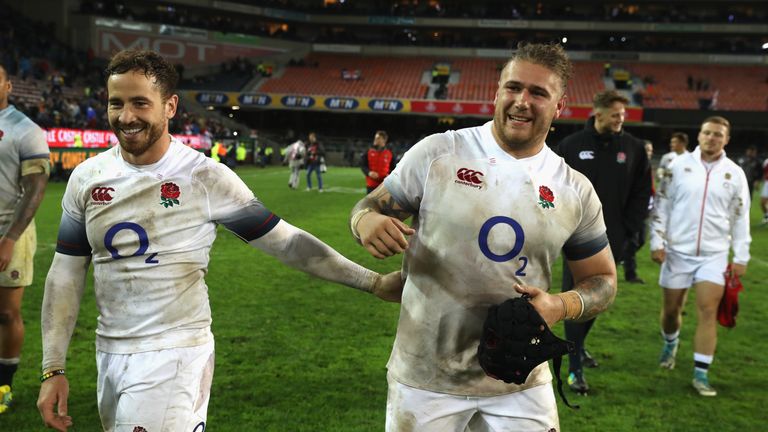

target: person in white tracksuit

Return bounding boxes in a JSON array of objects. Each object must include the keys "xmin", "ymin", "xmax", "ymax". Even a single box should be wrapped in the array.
[
  {"xmin": 284, "ymin": 140, "xmax": 306, "ymax": 189},
  {"xmin": 650, "ymin": 115, "xmax": 751, "ymax": 397}
]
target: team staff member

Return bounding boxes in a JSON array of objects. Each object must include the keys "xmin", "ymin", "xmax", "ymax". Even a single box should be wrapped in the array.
[
  {"xmin": 0, "ymin": 64, "xmax": 49, "ymax": 414},
  {"xmin": 350, "ymin": 43, "xmax": 617, "ymax": 431},
  {"xmin": 556, "ymin": 90, "xmax": 652, "ymax": 393},
  {"xmin": 651, "ymin": 116, "xmax": 750, "ymax": 397},
  {"xmin": 361, "ymin": 130, "xmax": 396, "ymax": 193},
  {"xmin": 36, "ymin": 49, "xmax": 403, "ymax": 432}
]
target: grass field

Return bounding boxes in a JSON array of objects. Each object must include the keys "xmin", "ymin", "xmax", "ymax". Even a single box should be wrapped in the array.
[{"xmin": 4, "ymin": 165, "xmax": 767, "ymax": 431}]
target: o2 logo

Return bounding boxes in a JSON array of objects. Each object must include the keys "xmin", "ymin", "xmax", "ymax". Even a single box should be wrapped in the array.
[
  {"xmin": 478, "ymin": 216, "xmax": 528, "ymax": 276},
  {"xmin": 103, "ymin": 222, "xmax": 159, "ymax": 264}
]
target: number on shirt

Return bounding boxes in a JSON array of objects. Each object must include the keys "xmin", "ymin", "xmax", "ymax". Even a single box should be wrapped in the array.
[{"xmin": 478, "ymin": 216, "xmax": 528, "ymax": 275}]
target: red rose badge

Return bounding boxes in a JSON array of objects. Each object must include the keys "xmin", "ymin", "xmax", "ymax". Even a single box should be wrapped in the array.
[
  {"xmin": 0, "ymin": 129, "xmax": 4, "ymax": 141},
  {"xmin": 160, "ymin": 182, "xmax": 181, "ymax": 208},
  {"xmin": 538, "ymin": 185, "xmax": 555, "ymax": 209}
]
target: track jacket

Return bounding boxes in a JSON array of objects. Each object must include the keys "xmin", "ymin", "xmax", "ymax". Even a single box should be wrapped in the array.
[
  {"xmin": 650, "ymin": 146, "xmax": 751, "ymax": 264},
  {"xmin": 556, "ymin": 117, "xmax": 652, "ymax": 261}
]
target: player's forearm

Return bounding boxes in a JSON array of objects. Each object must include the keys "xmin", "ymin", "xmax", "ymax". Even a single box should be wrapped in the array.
[
  {"xmin": 350, "ymin": 186, "xmax": 411, "ymax": 221},
  {"xmin": 4, "ymin": 173, "xmax": 48, "ymax": 240},
  {"xmin": 41, "ymin": 253, "xmax": 89, "ymax": 371},
  {"xmin": 250, "ymin": 220, "xmax": 378, "ymax": 293},
  {"xmin": 571, "ymin": 274, "xmax": 616, "ymax": 322}
]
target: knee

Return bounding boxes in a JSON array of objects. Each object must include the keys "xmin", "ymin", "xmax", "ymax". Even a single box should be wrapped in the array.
[
  {"xmin": 697, "ymin": 304, "xmax": 719, "ymax": 321},
  {"xmin": 0, "ymin": 308, "xmax": 20, "ymax": 326}
]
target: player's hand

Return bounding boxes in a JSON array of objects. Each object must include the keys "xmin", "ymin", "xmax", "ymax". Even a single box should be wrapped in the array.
[
  {"xmin": 0, "ymin": 237, "xmax": 15, "ymax": 272},
  {"xmin": 37, "ymin": 375, "xmax": 73, "ymax": 431},
  {"xmin": 357, "ymin": 212, "xmax": 415, "ymax": 259},
  {"xmin": 732, "ymin": 263, "xmax": 747, "ymax": 277},
  {"xmin": 372, "ymin": 271, "xmax": 404, "ymax": 303},
  {"xmin": 513, "ymin": 284, "xmax": 561, "ymax": 327},
  {"xmin": 368, "ymin": 171, "xmax": 380, "ymax": 180},
  {"xmin": 651, "ymin": 248, "xmax": 665, "ymax": 265}
]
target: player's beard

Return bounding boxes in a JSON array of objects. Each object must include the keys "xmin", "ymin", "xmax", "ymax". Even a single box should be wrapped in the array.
[
  {"xmin": 113, "ymin": 120, "xmax": 166, "ymax": 158},
  {"xmin": 492, "ymin": 110, "xmax": 548, "ymax": 153}
]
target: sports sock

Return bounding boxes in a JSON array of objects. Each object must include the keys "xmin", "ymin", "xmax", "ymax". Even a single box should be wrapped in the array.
[
  {"xmin": 0, "ymin": 358, "xmax": 20, "ymax": 387},
  {"xmin": 693, "ymin": 352, "xmax": 713, "ymax": 375},
  {"xmin": 662, "ymin": 330, "xmax": 680, "ymax": 344}
]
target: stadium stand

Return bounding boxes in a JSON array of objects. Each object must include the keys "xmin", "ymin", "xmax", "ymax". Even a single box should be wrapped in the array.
[
  {"xmin": 259, "ymin": 53, "xmax": 431, "ymax": 99},
  {"xmin": 625, "ymin": 63, "xmax": 768, "ymax": 111}
]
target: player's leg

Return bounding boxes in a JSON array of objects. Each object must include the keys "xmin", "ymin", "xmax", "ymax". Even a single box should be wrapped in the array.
[
  {"xmin": 99, "ymin": 340, "xmax": 215, "ymax": 431},
  {"xmin": 0, "ymin": 223, "xmax": 36, "ymax": 413},
  {"xmin": 689, "ymin": 253, "xmax": 728, "ymax": 396},
  {"xmin": 472, "ymin": 383, "xmax": 559, "ymax": 432},
  {"xmin": 657, "ymin": 250, "xmax": 694, "ymax": 369},
  {"xmin": 385, "ymin": 372, "xmax": 475, "ymax": 432},
  {"xmin": 561, "ymin": 264, "xmax": 591, "ymax": 393},
  {"xmin": 306, "ymin": 165, "xmax": 314, "ymax": 190}
]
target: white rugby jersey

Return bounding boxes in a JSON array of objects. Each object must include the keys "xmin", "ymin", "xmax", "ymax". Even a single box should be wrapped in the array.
[
  {"xmin": 650, "ymin": 146, "xmax": 750, "ymax": 264},
  {"xmin": 657, "ymin": 150, "xmax": 688, "ymax": 185},
  {"xmin": 383, "ymin": 121, "xmax": 608, "ymax": 396},
  {"xmin": 0, "ymin": 105, "xmax": 49, "ymax": 231},
  {"xmin": 57, "ymin": 138, "xmax": 279, "ymax": 353}
]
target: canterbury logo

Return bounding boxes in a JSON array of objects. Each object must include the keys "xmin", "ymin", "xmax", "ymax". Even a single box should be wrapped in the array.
[
  {"xmin": 456, "ymin": 168, "xmax": 484, "ymax": 184},
  {"xmin": 579, "ymin": 151, "xmax": 595, "ymax": 160},
  {"xmin": 91, "ymin": 187, "xmax": 115, "ymax": 202}
]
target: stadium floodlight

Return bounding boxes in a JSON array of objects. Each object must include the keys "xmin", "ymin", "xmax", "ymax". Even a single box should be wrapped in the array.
[{"xmin": 762, "ymin": 42, "xmax": 768, "ymax": 50}]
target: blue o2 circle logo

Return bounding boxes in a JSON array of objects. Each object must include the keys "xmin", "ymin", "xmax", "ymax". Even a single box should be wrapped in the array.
[
  {"xmin": 104, "ymin": 222, "xmax": 148, "ymax": 259},
  {"xmin": 478, "ymin": 216, "xmax": 525, "ymax": 262}
]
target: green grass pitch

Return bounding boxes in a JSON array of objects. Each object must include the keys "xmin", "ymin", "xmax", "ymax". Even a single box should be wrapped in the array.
[{"xmin": 5, "ymin": 165, "xmax": 767, "ymax": 431}]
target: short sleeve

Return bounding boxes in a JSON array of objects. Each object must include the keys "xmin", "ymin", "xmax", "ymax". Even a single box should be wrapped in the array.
[
  {"xmin": 562, "ymin": 175, "xmax": 609, "ymax": 261},
  {"xmin": 203, "ymin": 162, "xmax": 281, "ymax": 241},
  {"xmin": 383, "ymin": 133, "xmax": 451, "ymax": 214},
  {"xmin": 56, "ymin": 167, "xmax": 91, "ymax": 256},
  {"xmin": 18, "ymin": 121, "xmax": 49, "ymax": 161}
]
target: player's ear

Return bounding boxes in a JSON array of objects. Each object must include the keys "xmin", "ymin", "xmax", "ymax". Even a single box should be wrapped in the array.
[
  {"xmin": 165, "ymin": 94, "xmax": 178, "ymax": 119},
  {"xmin": 554, "ymin": 94, "xmax": 567, "ymax": 119}
]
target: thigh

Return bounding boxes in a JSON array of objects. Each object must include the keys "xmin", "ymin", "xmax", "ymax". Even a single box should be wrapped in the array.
[
  {"xmin": 692, "ymin": 252, "xmax": 728, "ymax": 286},
  {"xmin": 474, "ymin": 383, "xmax": 559, "ymax": 432},
  {"xmin": 99, "ymin": 341, "xmax": 215, "ymax": 432},
  {"xmin": 0, "ymin": 220, "xmax": 36, "ymax": 287},
  {"xmin": 659, "ymin": 250, "xmax": 695, "ymax": 289},
  {"xmin": 386, "ymin": 373, "xmax": 475, "ymax": 432}
]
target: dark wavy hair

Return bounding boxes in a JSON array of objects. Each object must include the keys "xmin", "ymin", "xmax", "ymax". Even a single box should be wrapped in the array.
[{"xmin": 105, "ymin": 49, "xmax": 178, "ymax": 100}]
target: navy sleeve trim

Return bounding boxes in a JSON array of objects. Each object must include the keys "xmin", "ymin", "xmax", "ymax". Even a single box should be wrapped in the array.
[
  {"xmin": 20, "ymin": 153, "xmax": 50, "ymax": 161},
  {"xmin": 563, "ymin": 233, "xmax": 609, "ymax": 261},
  {"xmin": 218, "ymin": 200, "xmax": 281, "ymax": 242},
  {"xmin": 55, "ymin": 213, "xmax": 92, "ymax": 256}
]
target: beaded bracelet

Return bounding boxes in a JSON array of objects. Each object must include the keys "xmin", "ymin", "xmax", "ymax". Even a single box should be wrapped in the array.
[{"xmin": 40, "ymin": 369, "xmax": 66, "ymax": 382}]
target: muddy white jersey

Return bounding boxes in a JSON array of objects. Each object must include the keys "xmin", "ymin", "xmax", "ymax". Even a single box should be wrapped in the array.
[
  {"xmin": 383, "ymin": 121, "xmax": 608, "ymax": 396},
  {"xmin": 0, "ymin": 105, "xmax": 48, "ymax": 231},
  {"xmin": 57, "ymin": 138, "xmax": 279, "ymax": 354}
]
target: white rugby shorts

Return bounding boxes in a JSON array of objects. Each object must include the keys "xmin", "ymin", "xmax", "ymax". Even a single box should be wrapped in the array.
[
  {"xmin": 97, "ymin": 340, "xmax": 214, "ymax": 432},
  {"xmin": 0, "ymin": 220, "xmax": 36, "ymax": 287},
  {"xmin": 385, "ymin": 372, "xmax": 559, "ymax": 432},
  {"xmin": 659, "ymin": 249, "xmax": 729, "ymax": 289}
]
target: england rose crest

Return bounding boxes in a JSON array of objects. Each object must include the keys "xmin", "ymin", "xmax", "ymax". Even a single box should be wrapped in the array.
[
  {"xmin": 538, "ymin": 185, "xmax": 555, "ymax": 209},
  {"xmin": 160, "ymin": 182, "xmax": 181, "ymax": 208}
]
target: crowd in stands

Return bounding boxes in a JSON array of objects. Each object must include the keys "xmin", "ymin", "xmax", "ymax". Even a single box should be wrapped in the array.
[
  {"xmin": 1, "ymin": 4, "xmax": 238, "ymax": 138},
  {"xmin": 80, "ymin": 1, "xmax": 767, "ymax": 55},
  {"xmin": 152, "ymin": 0, "xmax": 767, "ymax": 24}
]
